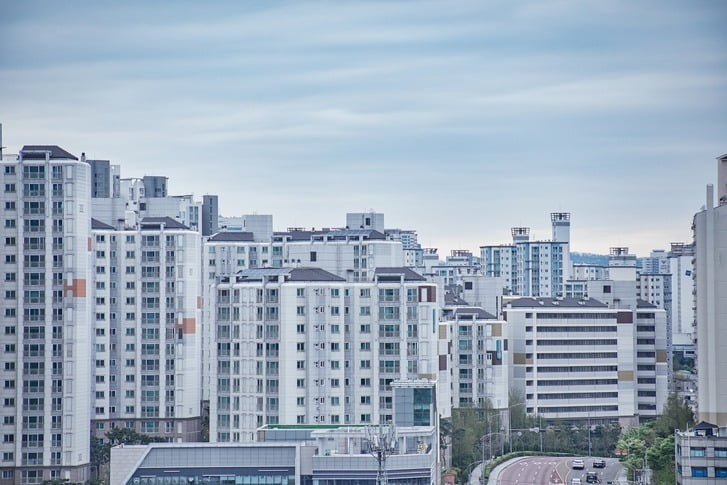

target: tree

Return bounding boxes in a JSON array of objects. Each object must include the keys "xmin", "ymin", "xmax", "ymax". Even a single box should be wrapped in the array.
[
  {"xmin": 654, "ymin": 394, "xmax": 694, "ymax": 437},
  {"xmin": 616, "ymin": 394, "xmax": 694, "ymax": 483}
]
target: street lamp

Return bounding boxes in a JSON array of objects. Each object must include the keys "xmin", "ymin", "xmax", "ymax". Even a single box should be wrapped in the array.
[
  {"xmin": 478, "ymin": 432, "xmax": 505, "ymax": 485},
  {"xmin": 507, "ymin": 402, "xmax": 527, "ymax": 453}
]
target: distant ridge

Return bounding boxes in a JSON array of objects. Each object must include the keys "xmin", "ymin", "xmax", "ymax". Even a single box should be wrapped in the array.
[{"xmin": 570, "ymin": 252, "xmax": 609, "ymax": 266}]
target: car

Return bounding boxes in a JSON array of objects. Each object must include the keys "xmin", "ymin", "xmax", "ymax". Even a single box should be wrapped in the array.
[
  {"xmin": 586, "ymin": 472, "xmax": 599, "ymax": 483},
  {"xmin": 571, "ymin": 479, "xmax": 582, "ymax": 485},
  {"xmin": 593, "ymin": 459, "xmax": 606, "ymax": 468},
  {"xmin": 572, "ymin": 459, "xmax": 585, "ymax": 469}
]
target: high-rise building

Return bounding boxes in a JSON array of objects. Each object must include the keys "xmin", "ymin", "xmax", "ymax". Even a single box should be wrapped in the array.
[
  {"xmin": 0, "ymin": 146, "xmax": 94, "ymax": 483},
  {"xmin": 206, "ymin": 266, "xmax": 441, "ymax": 442},
  {"xmin": 90, "ymin": 216, "xmax": 202, "ymax": 443},
  {"xmin": 480, "ymin": 213, "xmax": 571, "ymax": 297},
  {"xmin": 201, "ymin": 195, "xmax": 219, "ymax": 237},
  {"xmin": 439, "ymin": 305, "xmax": 509, "ymax": 410},
  {"xmin": 693, "ymin": 155, "xmax": 727, "ymax": 427}
]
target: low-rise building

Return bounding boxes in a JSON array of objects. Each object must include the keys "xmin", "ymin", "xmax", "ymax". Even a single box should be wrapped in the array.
[{"xmin": 675, "ymin": 422, "xmax": 727, "ymax": 483}]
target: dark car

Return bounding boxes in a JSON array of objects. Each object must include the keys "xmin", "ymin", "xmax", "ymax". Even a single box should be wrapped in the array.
[
  {"xmin": 586, "ymin": 472, "xmax": 599, "ymax": 484},
  {"xmin": 593, "ymin": 459, "xmax": 606, "ymax": 468}
]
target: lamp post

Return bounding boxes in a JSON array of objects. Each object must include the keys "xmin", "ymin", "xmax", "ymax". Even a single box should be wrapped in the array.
[
  {"xmin": 479, "ymin": 432, "xmax": 506, "ymax": 485},
  {"xmin": 507, "ymin": 402, "xmax": 527, "ymax": 453}
]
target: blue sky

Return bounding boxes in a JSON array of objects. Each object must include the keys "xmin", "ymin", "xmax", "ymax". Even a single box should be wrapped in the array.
[{"xmin": 1, "ymin": 1, "xmax": 725, "ymax": 255}]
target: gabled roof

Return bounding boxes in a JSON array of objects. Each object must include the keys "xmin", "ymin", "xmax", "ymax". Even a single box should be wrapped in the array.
[
  {"xmin": 636, "ymin": 299, "xmax": 658, "ymax": 309},
  {"xmin": 21, "ymin": 145, "xmax": 79, "ymax": 161},
  {"xmin": 288, "ymin": 268, "xmax": 346, "ymax": 282},
  {"xmin": 694, "ymin": 421, "xmax": 719, "ymax": 430},
  {"xmin": 140, "ymin": 217, "xmax": 190, "ymax": 230},
  {"xmin": 236, "ymin": 267, "xmax": 345, "ymax": 282},
  {"xmin": 374, "ymin": 267, "xmax": 426, "ymax": 281},
  {"xmin": 508, "ymin": 297, "xmax": 608, "ymax": 308},
  {"xmin": 208, "ymin": 231, "xmax": 254, "ymax": 242},
  {"xmin": 452, "ymin": 307, "xmax": 496, "ymax": 319},
  {"xmin": 91, "ymin": 218, "xmax": 115, "ymax": 230},
  {"xmin": 327, "ymin": 229, "xmax": 387, "ymax": 240}
]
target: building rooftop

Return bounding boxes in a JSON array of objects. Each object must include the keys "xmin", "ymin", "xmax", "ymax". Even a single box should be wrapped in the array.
[
  {"xmin": 140, "ymin": 217, "xmax": 191, "ymax": 230},
  {"xmin": 208, "ymin": 231, "xmax": 255, "ymax": 242},
  {"xmin": 374, "ymin": 267, "xmax": 426, "ymax": 281},
  {"xmin": 20, "ymin": 145, "xmax": 79, "ymax": 160},
  {"xmin": 235, "ymin": 267, "xmax": 345, "ymax": 282},
  {"xmin": 91, "ymin": 218, "xmax": 115, "ymax": 230},
  {"xmin": 451, "ymin": 306, "xmax": 496, "ymax": 319},
  {"xmin": 636, "ymin": 299, "xmax": 658, "ymax": 308},
  {"xmin": 507, "ymin": 297, "xmax": 608, "ymax": 308}
]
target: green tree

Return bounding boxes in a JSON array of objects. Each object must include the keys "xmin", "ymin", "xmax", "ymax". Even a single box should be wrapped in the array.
[
  {"xmin": 616, "ymin": 394, "xmax": 694, "ymax": 483},
  {"xmin": 654, "ymin": 394, "xmax": 694, "ymax": 437}
]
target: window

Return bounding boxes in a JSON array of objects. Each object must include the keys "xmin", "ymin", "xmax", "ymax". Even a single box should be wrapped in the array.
[
  {"xmin": 691, "ymin": 467, "xmax": 707, "ymax": 477},
  {"xmin": 690, "ymin": 447, "xmax": 705, "ymax": 457},
  {"xmin": 715, "ymin": 448, "xmax": 727, "ymax": 458},
  {"xmin": 310, "ymin": 251, "xmax": 317, "ymax": 262}
]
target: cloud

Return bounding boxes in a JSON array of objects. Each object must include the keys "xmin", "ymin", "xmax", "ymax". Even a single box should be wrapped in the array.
[{"xmin": 0, "ymin": 0, "xmax": 725, "ymax": 256}]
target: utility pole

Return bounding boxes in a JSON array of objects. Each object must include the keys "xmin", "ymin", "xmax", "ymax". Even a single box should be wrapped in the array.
[{"xmin": 367, "ymin": 424, "xmax": 397, "ymax": 485}]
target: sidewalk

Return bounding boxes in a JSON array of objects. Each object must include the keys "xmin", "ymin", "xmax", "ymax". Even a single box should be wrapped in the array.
[{"xmin": 467, "ymin": 461, "xmax": 484, "ymax": 485}]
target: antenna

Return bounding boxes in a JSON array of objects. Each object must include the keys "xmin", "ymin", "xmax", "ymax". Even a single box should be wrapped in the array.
[
  {"xmin": 366, "ymin": 423, "xmax": 397, "ymax": 485},
  {"xmin": 0, "ymin": 123, "xmax": 4, "ymax": 159}
]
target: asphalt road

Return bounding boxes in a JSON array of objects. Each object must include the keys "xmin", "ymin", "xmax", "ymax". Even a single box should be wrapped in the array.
[
  {"xmin": 562, "ymin": 457, "xmax": 624, "ymax": 485},
  {"xmin": 491, "ymin": 456, "xmax": 625, "ymax": 485}
]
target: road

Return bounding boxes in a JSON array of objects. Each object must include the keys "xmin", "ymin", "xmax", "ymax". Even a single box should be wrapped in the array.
[{"xmin": 489, "ymin": 456, "xmax": 626, "ymax": 485}]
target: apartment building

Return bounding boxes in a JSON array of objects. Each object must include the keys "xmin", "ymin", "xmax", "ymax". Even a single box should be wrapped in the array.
[
  {"xmin": 89, "ymin": 216, "xmax": 202, "ymax": 442},
  {"xmin": 205, "ymin": 266, "xmax": 441, "ymax": 442},
  {"xmin": 91, "ymin": 171, "xmax": 217, "ymax": 235},
  {"xmin": 693, "ymin": 157, "xmax": 727, "ymax": 428},
  {"xmin": 503, "ymin": 297, "xmax": 667, "ymax": 426},
  {"xmin": 480, "ymin": 213, "xmax": 571, "ymax": 297},
  {"xmin": 440, "ymin": 305, "xmax": 510, "ymax": 410},
  {"xmin": 639, "ymin": 243, "xmax": 695, "ymax": 355},
  {"xmin": 203, "ymin": 228, "xmax": 404, "ymax": 282},
  {"xmin": 0, "ymin": 146, "xmax": 94, "ymax": 484}
]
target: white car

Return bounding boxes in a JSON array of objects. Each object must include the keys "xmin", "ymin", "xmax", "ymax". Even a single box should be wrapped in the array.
[
  {"xmin": 571, "ymin": 479, "xmax": 582, "ymax": 485},
  {"xmin": 572, "ymin": 459, "xmax": 585, "ymax": 469}
]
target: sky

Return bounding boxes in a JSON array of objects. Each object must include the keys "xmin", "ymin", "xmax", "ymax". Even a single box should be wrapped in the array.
[{"xmin": 1, "ymin": 1, "xmax": 725, "ymax": 256}]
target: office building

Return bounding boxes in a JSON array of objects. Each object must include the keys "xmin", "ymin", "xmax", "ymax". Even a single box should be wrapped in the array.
[
  {"xmin": 0, "ymin": 146, "xmax": 94, "ymax": 483},
  {"xmin": 503, "ymin": 296, "xmax": 667, "ymax": 426},
  {"xmin": 675, "ymin": 421, "xmax": 727, "ymax": 483}
]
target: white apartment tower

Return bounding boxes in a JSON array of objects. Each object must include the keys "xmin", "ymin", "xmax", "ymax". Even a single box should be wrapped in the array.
[
  {"xmin": 90, "ymin": 217, "xmax": 202, "ymax": 442},
  {"xmin": 0, "ymin": 146, "xmax": 93, "ymax": 484},
  {"xmin": 206, "ymin": 267, "xmax": 441, "ymax": 442},
  {"xmin": 480, "ymin": 213, "xmax": 571, "ymax": 297},
  {"xmin": 693, "ymin": 154, "xmax": 727, "ymax": 427},
  {"xmin": 440, "ymin": 306, "xmax": 510, "ymax": 410}
]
